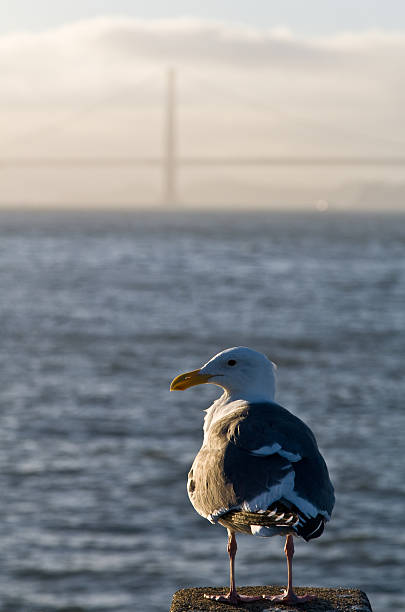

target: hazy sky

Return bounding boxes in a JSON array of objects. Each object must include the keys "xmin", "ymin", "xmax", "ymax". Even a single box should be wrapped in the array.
[
  {"xmin": 1, "ymin": 1, "xmax": 404, "ymax": 209},
  {"xmin": 1, "ymin": 0, "xmax": 405, "ymax": 35}
]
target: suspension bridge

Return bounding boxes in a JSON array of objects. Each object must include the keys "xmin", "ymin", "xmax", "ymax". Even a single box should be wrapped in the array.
[{"xmin": 1, "ymin": 68, "xmax": 404, "ymax": 205}]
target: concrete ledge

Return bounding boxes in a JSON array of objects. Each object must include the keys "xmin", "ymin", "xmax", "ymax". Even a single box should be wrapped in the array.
[{"xmin": 170, "ymin": 586, "xmax": 372, "ymax": 612}]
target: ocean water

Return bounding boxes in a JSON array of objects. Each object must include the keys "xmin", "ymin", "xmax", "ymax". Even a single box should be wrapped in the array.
[{"xmin": 0, "ymin": 210, "xmax": 403, "ymax": 612}]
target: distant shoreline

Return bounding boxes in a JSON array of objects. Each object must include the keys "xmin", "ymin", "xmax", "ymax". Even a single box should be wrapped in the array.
[{"xmin": 0, "ymin": 206, "xmax": 404, "ymax": 215}]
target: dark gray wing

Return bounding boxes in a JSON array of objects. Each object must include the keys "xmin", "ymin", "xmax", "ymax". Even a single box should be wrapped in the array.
[
  {"xmin": 188, "ymin": 401, "xmax": 334, "ymax": 524},
  {"xmin": 225, "ymin": 402, "xmax": 335, "ymax": 520}
]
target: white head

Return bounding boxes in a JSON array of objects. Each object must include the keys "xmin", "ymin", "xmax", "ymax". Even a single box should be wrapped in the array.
[{"xmin": 170, "ymin": 346, "xmax": 276, "ymax": 403}]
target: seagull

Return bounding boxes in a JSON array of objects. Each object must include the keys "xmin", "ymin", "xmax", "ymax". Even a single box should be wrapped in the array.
[{"xmin": 170, "ymin": 347, "xmax": 335, "ymax": 605}]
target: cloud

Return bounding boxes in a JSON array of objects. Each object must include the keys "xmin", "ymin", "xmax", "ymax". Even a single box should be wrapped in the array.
[{"xmin": 0, "ymin": 16, "xmax": 404, "ymax": 108}]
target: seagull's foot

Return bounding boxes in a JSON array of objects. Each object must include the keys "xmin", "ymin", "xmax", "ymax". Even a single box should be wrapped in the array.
[
  {"xmin": 204, "ymin": 590, "xmax": 264, "ymax": 605},
  {"xmin": 266, "ymin": 588, "xmax": 316, "ymax": 604}
]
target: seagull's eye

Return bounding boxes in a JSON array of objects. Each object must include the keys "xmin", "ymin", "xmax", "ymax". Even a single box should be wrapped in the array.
[{"xmin": 227, "ymin": 359, "xmax": 237, "ymax": 366}]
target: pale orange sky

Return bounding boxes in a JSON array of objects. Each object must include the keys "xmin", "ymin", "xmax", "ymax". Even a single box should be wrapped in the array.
[{"xmin": 0, "ymin": 14, "xmax": 404, "ymax": 210}]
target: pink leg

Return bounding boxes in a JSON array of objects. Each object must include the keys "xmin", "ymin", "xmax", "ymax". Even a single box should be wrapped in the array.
[
  {"xmin": 268, "ymin": 535, "xmax": 316, "ymax": 604},
  {"xmin": 204, "ymin": 530, "xmax": 264, "ymax": 605}
]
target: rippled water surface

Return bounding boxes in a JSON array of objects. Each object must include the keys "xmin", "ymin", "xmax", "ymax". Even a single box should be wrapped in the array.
[{"xmin": 0, "ymin": 210, "xmax": 404, "ymax": 612}]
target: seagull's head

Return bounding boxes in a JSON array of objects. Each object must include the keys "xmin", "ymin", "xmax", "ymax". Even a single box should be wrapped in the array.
[{"xmin": 170, "ymin": 346, "xmax": 276, "ymax": 403}]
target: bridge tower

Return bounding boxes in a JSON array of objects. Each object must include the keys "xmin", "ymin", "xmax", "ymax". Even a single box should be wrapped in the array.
[{"xmin": 163, "ymin": 68, "xmax": 177, "ymax": 205}]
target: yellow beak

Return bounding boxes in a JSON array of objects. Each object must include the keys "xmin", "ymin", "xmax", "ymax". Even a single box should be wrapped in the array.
[{"xmin": 170, "ymin": 368, "xmax": 213, "ymax": 391}]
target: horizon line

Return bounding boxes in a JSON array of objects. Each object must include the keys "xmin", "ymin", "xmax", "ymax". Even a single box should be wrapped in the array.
[{"xmin": 1, "ymin": 156, "xmax": 405, "ymax": 168}]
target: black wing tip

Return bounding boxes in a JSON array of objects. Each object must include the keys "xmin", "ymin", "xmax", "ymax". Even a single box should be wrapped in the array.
[{"xmin": 296, "ymin": 515, "xmax": 326, "ymax": 541}]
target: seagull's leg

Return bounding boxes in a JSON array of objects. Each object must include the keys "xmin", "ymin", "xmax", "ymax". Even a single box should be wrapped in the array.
[
  {"xmin": 204, "ymin": 529, "xmax": 263, "ymax": 604},
  {"xmin": 269, "ymin": 534, "xmax": 315, "ymax": 603}
]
